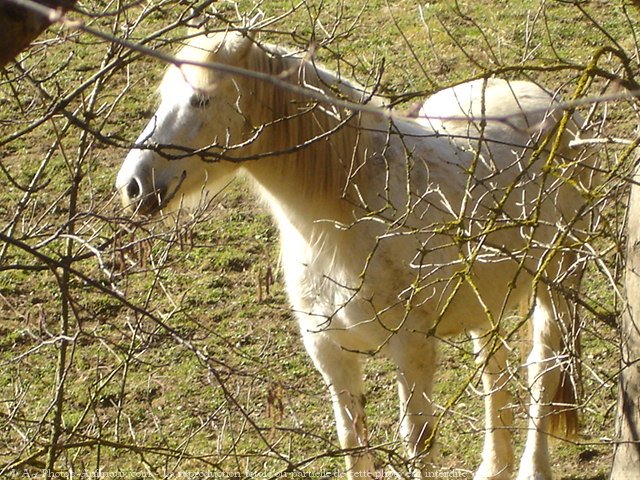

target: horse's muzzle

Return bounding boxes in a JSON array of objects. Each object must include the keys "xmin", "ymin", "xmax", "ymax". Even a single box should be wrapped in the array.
[
  {"xmin": 119, "ymin": 170, "xmax": 187, "ymax": 216},
  {"xmin": 120, "ymin": 176, "xmax": 165, "ymax": 216}
]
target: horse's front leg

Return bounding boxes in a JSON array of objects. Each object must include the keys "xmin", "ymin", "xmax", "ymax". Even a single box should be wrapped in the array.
[
  {"xmin": 390, "ymin": 334, "xmax": 439, "ymax": 477},
  {"xmin": 301, "ymin": 330, "xmax": 376, "ymax": 478}
]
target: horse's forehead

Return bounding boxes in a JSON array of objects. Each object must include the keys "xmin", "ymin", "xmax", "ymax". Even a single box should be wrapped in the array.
[
  {"xmin": 159, "ymin": 66, "xmax": 196, "ymax": 102},
  {"xmin": 160, "ymin": 34, "xmax": 239, "ymax": 95},
  {"xmin": 178, "ymin": 32, "xmax": 242, "ymax": 63}
]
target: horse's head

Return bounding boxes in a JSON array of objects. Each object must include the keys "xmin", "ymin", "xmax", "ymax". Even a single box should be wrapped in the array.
[{"xmin": 116, "ymin": 29, "xmax": 256, "ymax": 215}]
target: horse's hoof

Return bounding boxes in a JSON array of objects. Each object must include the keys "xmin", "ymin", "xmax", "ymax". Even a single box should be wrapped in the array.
[
  {"xmin": 474, "ymin": 462, "xmax": 512, "ymax": 480},
  {"xmin": 515, "ymin": 469, "xmax": 552, "ymax": 480}
]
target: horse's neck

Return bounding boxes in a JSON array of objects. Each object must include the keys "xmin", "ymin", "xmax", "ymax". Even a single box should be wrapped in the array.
[
  {"xmin": 238, "ymin": 51, "xmax": 373, "ymax": 240},
  {"xmin": 242, "ymin": 129, "xmax": 356, "ymax": 241}
]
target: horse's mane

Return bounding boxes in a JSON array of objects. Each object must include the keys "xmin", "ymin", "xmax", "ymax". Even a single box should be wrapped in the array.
[
  {"xmin": 161, "ymin": 31, "xmax": 383, "ymax": 104},
  {"xmin": 162, "ymin": 31, "xmax": 390, "ymax": 222}
]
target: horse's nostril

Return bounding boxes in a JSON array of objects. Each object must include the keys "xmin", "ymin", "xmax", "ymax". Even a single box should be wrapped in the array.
[{"xmin": 126, "ymin": 178, "xmax": 141, "ymax": 199}]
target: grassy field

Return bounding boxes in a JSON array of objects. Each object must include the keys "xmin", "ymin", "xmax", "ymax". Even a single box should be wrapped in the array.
[{"xmin": 0, "ymin": 0, "xmax": 636, "ymax": 478}]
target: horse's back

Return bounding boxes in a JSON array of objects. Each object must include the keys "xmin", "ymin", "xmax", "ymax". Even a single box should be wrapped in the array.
[
  {"xmin": 417, "ymin": 78, "xmax": 562, "ymax": 134},
  {"xmin": 413, "ymin": 78, "xmax": 590, "ymax": 222}
]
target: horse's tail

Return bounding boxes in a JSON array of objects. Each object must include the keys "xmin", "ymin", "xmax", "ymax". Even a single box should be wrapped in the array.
[
  {"xmin": 552, "ymin": 273, "xmax": 583, "ymax": 441},
  {"xmin": 521, "ymin": 292, "xmax": 581, "ymax": 440},
  {"xmin": 548, "ymin": 356, "xmax": 580, "ymax": 440}
]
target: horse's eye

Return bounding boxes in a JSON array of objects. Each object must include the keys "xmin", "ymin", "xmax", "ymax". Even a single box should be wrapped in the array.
[{"xmin": 189, "ymin": 93, "xmax": 210, "ymax": 109}]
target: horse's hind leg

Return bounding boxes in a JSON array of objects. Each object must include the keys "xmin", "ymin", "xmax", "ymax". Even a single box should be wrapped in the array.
[
  {"xmin": 301, "ymin": 331, "xmax": 375, "ymax": 478},
  {"xmin": 390, "ymin": 334, "xmax": 439, "ymax": 476},
  {"xmin": 517, "ymin": 289, "xmax": 568, "ymax": 480},
  {"xmin": 472, "ymin": 330, "xmax": 514, "ymax": 480}
]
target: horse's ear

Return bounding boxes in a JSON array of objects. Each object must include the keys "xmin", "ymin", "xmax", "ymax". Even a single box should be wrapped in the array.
[
  {"xmin": 243, "ymin": 11, "xmax": 264, "ymax": 39},
  {"xmin": 187, "ymin": 7, "xmax": 207, "ymax": 29},
  {"xmin": 219, "ymin": 32, "xmax": 252, "ymax": 61},
  {"xmin": 225, "ymin": 11, "xmax": 264, "ymax": 60}
]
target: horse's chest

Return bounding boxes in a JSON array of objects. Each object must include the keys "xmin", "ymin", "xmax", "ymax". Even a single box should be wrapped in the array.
[{"xmin": 281, "ymin": 233, "xmax": 428, "ymax": 353}]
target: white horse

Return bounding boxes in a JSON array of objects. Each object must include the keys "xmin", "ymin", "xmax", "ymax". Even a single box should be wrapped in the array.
[{"xmin": 116, "ymin": 27, "xmax": 597, "ymax": 479}]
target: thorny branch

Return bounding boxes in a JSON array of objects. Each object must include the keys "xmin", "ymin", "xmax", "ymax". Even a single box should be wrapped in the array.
[{"xmin": 0, "ymin": 0, "xmax": 637, "ymax": 477}]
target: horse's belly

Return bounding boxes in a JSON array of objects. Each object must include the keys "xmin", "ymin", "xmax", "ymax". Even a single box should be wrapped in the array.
[
  {"xmin": 286, "ymin": 252, "xmax": 466, "ymax": 354},
  {"xmin": 280, "ymin": 222, "xmax": 529, "ymax": 354},
  {"xmin": 291, "ymin": 272, "xmax": 406, "ymax": 354}
]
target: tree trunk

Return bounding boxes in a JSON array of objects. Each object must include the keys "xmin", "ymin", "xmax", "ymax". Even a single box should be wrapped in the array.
[
  {"xmin": 0, "ymin": 0, "xmax": 76, "ymax": 67},
  {"xmin": 611, "ymin": 168, "xmax": 640, "ymax": 478}
]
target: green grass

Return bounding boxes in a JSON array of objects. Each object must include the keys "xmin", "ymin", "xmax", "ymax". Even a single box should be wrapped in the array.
[{"xmin": 0, "ymin": 0, "xmax": 636, "ymax": 477}]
